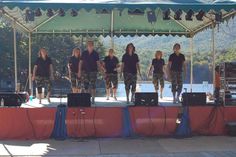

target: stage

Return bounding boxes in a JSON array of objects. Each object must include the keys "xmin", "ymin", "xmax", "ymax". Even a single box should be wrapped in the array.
[{"xmin": 21, "ymin": 96, "xmax": 183, "ymax": 108}]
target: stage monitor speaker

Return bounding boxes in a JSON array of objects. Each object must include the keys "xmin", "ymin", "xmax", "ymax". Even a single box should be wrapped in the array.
[
  {"xmin": 182, "ymin": 92, "xmax": 206, "ymax": 106},
  {"xmin": 0, "ymin": 92, "xmax": 27, "ymax": 107},
  {"xmin": 135, "ymin": 92, "xmax": 158, "ymax": 106},
  {"xmin": 67, "ymin": 93, "xmax": 91, "ymax": 107},
  {"xmin": 226, "ymin": 122, "xmax": 236, "ymax": 136}
]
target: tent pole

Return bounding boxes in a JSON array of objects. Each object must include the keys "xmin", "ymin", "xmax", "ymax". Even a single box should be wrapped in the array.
[
  {"xmin": 28, "ymin": 32, "xmax": 32, "ymax": 95},
  {"xmin": 13, "ymin": 21, "xmax": 17, "ymax": 92},
  {"xmin": 110, "ymin": 10, "xmax": 114, "ymax": 49},
  {"xmin": 190, "ymin": 37, "xmax": 194, "ymax": 92},
  {"xmin": 212, "ymin": 24, "xmax": 216, "ymax": 91}
]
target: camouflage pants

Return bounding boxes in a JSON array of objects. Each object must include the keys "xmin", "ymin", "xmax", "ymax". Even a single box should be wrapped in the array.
[
  {"xmin": 82, "ymin": 72, "xmax": 97, "ymax": 90},
  {"xmin": 35, "ymin": 76, "xmax": 52, "ymax": 94},
  {"xmin": 153, "ymin": 73, "xmax": 164, "ymax": 90},
  {"xmin": 171, "ymin": 71, "xmax": 183, "ymax": 94},
  {"xmin": 124, "ymin": 73, "xmax": 137, "ymax": 92},
  {"xmin": 70, "ymin": 72, "xmax": 81, "ymax": 88},
  {"xmin": 105, "ymin": 73, "xmax": 118, "ymax": 89}
]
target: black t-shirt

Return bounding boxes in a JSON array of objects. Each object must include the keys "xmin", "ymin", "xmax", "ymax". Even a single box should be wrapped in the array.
[
  {"xmin": 103, "ymin": 56, "xmax": 119, "ymax": 74},
  {"xmin": 152, "ymin": 58, "xmax": 165, "ymax": 74},
  {"xmin": 81, "ymin": 50, "xmax": 99, "ymax": 72},
  {"xmin": 168, "ymin": 53, "xmax": 185, "ymax": 72},
  {"xmin": 122, "ymin": 53, "xmax": 139, "ymax": 74},
  {"xmin": 35, "ymin": 57, "xmax": 52, "ymax": 77},
  {"xmin": 68, "ymin": 56, "xmax": 80, "ymax": 73}
]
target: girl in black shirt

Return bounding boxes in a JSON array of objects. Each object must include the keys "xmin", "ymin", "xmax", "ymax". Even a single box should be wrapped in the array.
[
  {"xmin": 32, "ymin": 48, "xmax": 54, "ymax": 104},
  {"xmin": 121, "ymin": 43, "xmax": 142, "ymax": 104},
  {"xmin": 68, "ymin": 48, "xmax": 81, "ymax": 93},
  {"xmin": 148, "ymin": 51, "xmax": 165, "ymax": 98}
]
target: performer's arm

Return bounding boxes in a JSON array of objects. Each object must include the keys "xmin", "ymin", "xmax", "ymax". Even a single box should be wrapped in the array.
[
  {"xmin": 49, "ymin": 64, "xmax": 54, "ymax": 80},
  {"xmin": 136, "ymin": 63, "xmax": 142, "ymax": 79},
  {"xmin": 120, "ymin": 63, "xmax": 124, "ymax": 78},
  {"xmin": 148, "ymin": 65, "xmax": 153, "ymax": 77},
  {"xmin": 68, "ymin": 63, "xmax": 71, "ymax": 79},
  {"xmin": 183, "ymin": 61, "xmax": 187, "ymax": 79},
  {"xmin": 97, "ymin": 61, "xmax": 105, "ymax": 73},
  {"xmin": 32, "ymin": 65, "xmax": 37, "ymax": 81},
  {"xmin": 78, "ymin": 60, "xmax": 83, "ymax": 78}
]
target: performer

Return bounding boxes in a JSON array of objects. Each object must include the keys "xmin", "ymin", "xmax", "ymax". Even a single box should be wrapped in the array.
[
  {"xmin": 103, "ymin": 49, "xmax": 119, "ymax": 100},
  {"xmin": 68, "ymin": 48, "xmax": 81, "ymax": 93},
  {"xmin": 78, "ymin": 41, "xmax": 104, "ymax": 104},
  {"xmin": 121, "ymin": 43, "xmax": 141, "ymax": 104},
  {"xmin": 148, "ymin": 50, "xmax": 165, "ymax": 98},
  {"xmin": 168, "ymin": 43, "xmax": 186, "ymax": 103},
  {"xmin": 32, "ymin": 48, "xmax": 54, "ymax": 104}
]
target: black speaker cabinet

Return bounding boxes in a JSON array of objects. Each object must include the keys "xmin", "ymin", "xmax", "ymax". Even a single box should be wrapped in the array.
[
  {"xmin": 226, "ymin": 122, "xmax": 236, "ymax": 136},
  {"xmin": 67, "ymin": 93, "xmax": 91, "ymax": 107},
  {"xmin": 182, "ymin": 92, "xmax": 206, "ymax": 106},
  {"xmin": 135, "ymin": 92, "xmax": 158, "ymax": 106},
  {"xmin": 0, "ymin": 93, "xmax": 27, "ymax": 107}
]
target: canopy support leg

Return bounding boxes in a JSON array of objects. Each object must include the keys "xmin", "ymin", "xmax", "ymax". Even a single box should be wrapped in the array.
[
  {"xmin": 28, "ymin": 32, "xmax": 32, "ymax": 95},
  {"xmin": 13, "ymin": 22, "xmax": 17, "ymax": 92},
  {"xmin": 190, "ymin": 37, "xmax": 194, "ymax": 92},
  {"xmin": 110, "ymin": 10, "xmax": 114, "ymax": 49},
  {"xmin": 212, "ymin": 24, "xmax": 216, "ymax": 92}
]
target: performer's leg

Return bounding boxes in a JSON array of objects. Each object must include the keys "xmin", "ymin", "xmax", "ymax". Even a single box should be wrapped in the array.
[
  {"xmin": 124, "ymin": 73, "xmax": 131, "ymax": 104},
  {"xmin": 71, "ymin": 73, "xmax": 77, "ymax": 93},
  {"xmin": 35, "ymin": 76, "xmax": 43, "ymax": 104},
  {"xmin": 83, "ymin": 72, "xmax": 89, "ymax": 93},
  {"xmin": 45, "ymin": 78, "xmax": 52, "ymax": 103},
  {"xmin": 89, "ymin": 72, "xmax": 97, "ymax": 104},
  {"xmin": 171, "ymin": 71, "xmax": 177, "ymax": 103},
  {"xmin": 153, "ymin": 74, "xmax": 158, "ymax": 93},
  {"xmin": 176, "ymin": 72, "xmax": 183, "ymax": 102},
  {"xmin": 112, "ymin": 74, "xmax": 118, "ymax": 100},
  {"xmin": 159, "ymin": 74, "xmax": 164, "ymax": 99},
  {"xmin": 131, "ymin": 74, "xmax": 137, "ymax": 102},
  {"xmin": 105, "ymin": 74, "xmax": 111, "ymax": 100}
]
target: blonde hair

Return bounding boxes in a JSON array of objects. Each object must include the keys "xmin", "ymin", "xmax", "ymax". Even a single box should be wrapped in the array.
[
  {"xmin": 38, "ymin": 48, "xmax": 48, "ymax": 58},
  {"xmin": 155, "ymin": 50, "xmax": 163, "ymax": 59},
  {"xmin": 72, "ymin": 47, "xmax": 81, "ymax": 56}
]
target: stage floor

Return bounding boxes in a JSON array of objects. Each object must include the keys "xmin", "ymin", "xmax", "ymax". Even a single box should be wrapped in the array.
[{"xmin": 21, "ymin": 96, "xmax": 183, "ymax": 108}]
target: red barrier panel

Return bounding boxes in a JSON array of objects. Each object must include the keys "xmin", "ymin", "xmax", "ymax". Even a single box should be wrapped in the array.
[
  {"xmin": 66, "ymin": 107, "xmax": 123, "ymax": 137},
  {"xmin": 189, "ymin": 106, "xmax": 225, "ymax": 135},
  {"xmin": 129, "ymin": 107, "xmax": 180, "ymax": 136},
  {"xmin": 0, "ymin": 108, "xmax": 56, "ymax": 140},
  {"xmin": 224, "ymin": 106, "xmax": 236, "ymax": 122}
]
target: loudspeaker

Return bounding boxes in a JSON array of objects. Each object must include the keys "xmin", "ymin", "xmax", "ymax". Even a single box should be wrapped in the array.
[
  {"xmin": 182, "ymin": 92, "xmax": 206, "ymax": 106},
  {"xmin": 67, "ymin": 93, "xmax": 91, "ymax": 107},
  {"xmin": 135, "ymin": 92, "xmax": 158, "ymax": 106},
  {"xmin": 0, "ymin": 92, "xmax": 27, "ymax": 107},
  {"xmin": 226, "ymin": 122, "xmax": 236, "ymax": 136}
]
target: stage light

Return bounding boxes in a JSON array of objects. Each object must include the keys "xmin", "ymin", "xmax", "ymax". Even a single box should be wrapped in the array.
[
  {"xmin": 147, "ymin": 11, "xmax": 157, "ymax": 23},
  {"xmin": 174, "ymin": 9, "xmax": 182, "ymax": 20},
  {"xmin": 163, "ymin": 9, "xmax": 170, "ymax": 20},
  {"xmin": 25, "ymin": 9, "xmax": 35, "ymax": 22},
  {"xmin": 185, "ymin": 9, "xmax": 194, "ymax": 21},
  {"xmin": 196, "ymin": 10, "xmax": 205, "ymax": 21},
  {"xmin": 58, "ymin": 8, "xmax": 65, "ymax": 17},
  {"xmin": 128, "ymin": 9, "xmax": 144, "ymax": 15},
  {"xmin": 215, "ymin": 12, "xmax": 222, "ymax": 23},
  {"xmin": 96, "ymin": 9, "xmax": 111, "ymax": 14},
  {"xmin": 47, "ymin": 9, "xmax": 54, "ymax": 17},
  {"xmin": 71, "ymin": 9, "xmax": 78, "ymax": 17},
  {"xmin": 35, "ymin": 8, "xmax": 42, "ymax": 17}
]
